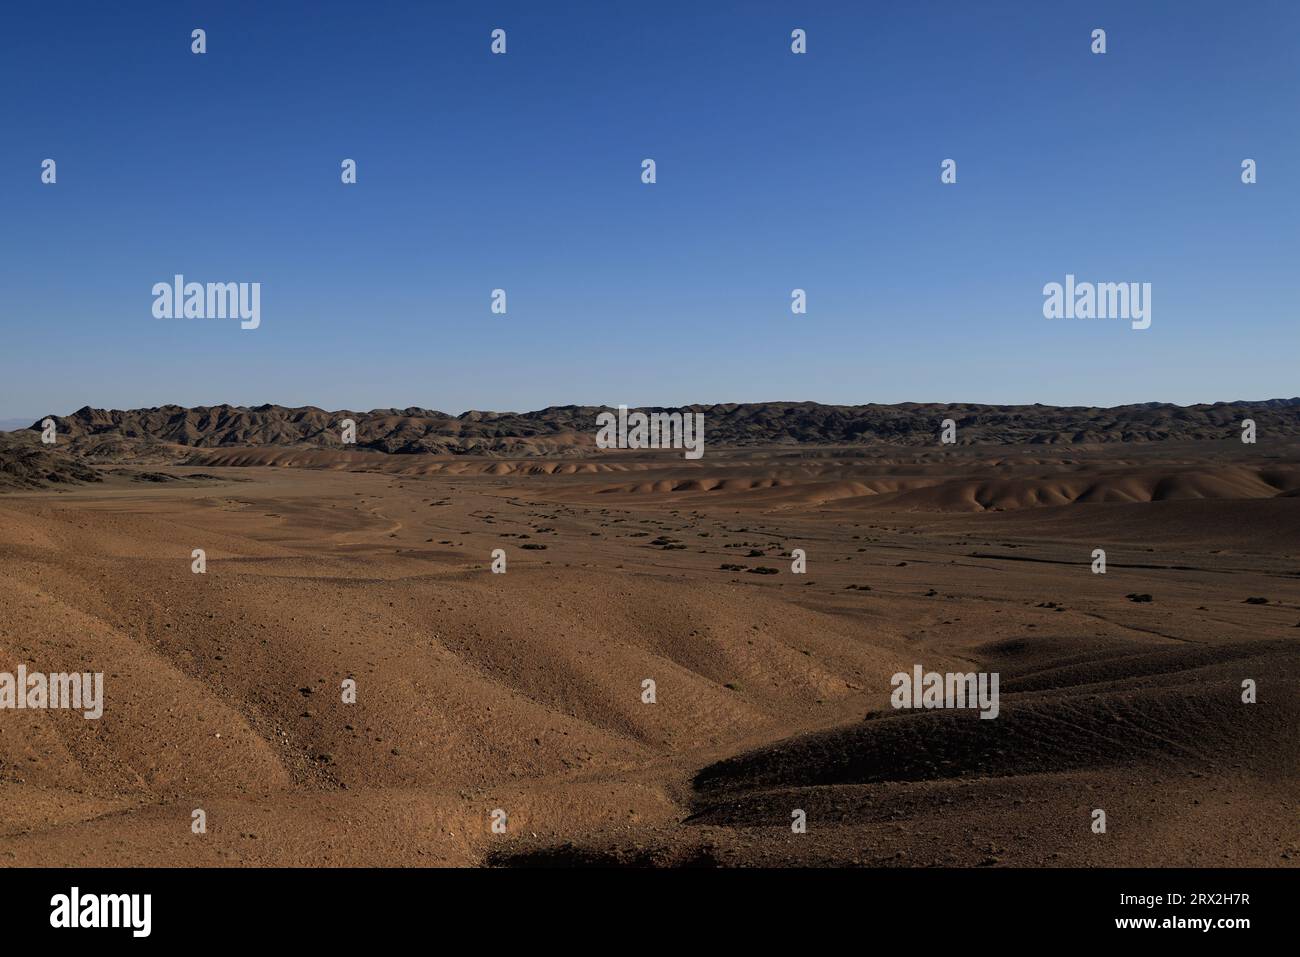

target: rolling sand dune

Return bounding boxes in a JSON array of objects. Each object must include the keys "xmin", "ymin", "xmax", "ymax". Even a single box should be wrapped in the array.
[
  {"xmin": 183, "ymin": 448, "xmax": 1300, "ymax": 513},
  {"xmin": 0, "ymin": 425, "xmax": 1297, "ymax": 867}
]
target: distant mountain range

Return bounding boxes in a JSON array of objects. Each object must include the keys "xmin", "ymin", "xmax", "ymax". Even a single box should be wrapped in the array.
[{"xmin": 17, "ymin": 400, "xmax": 1300, "ymax": 459}]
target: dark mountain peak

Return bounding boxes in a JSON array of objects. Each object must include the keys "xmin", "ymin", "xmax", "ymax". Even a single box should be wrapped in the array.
[{"xmin": 29, "ymin": 399, "xmax": 1300, "ymax": 458}]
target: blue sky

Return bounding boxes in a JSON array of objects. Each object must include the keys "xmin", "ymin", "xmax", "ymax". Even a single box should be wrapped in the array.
[{"xmin": 1, "ymin": 0, "xmax": 1296, "ymax": 419}]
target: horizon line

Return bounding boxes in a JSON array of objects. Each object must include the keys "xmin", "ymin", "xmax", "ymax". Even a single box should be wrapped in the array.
[{"xmin": 7, "ymin": 395, "xmax": 1300, "ymax": 424}]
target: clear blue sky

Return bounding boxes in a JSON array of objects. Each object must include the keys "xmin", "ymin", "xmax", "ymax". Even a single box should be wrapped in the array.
[{"xmin": 1, "ymin": 0, "xmax": 1296, "ymax": 419}]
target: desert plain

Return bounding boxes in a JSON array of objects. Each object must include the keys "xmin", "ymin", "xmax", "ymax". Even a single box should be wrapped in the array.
[{"xmin": 1, "ymin": 404, "xmax": 1298, "ymax": 867}]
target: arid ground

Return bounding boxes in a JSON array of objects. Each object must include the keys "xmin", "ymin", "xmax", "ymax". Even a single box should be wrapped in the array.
[{"xmin": 1, "ymin": 437, "xmax": 1298, "ymax": 867}]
